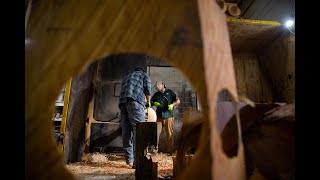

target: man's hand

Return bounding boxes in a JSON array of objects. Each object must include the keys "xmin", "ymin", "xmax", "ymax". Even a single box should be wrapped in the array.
[
  {"xmin": 168, "ymin": 104, "xmax": 174, "ymax": 111},
  {"xmin": 154, "ymin": 102, "xmax": 161, "ymax": 107},
  {"xmin": 145, "ymin": 102, "xmax": 151, "ymax": 108}
]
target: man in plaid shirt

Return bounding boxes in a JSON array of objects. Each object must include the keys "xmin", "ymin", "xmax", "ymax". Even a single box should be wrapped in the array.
[{"xmin": 118, "ymin": 67, "xmax": 152, "ymax": 168}]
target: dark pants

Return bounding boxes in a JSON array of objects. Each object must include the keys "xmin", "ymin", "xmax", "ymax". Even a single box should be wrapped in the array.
[{"xmin": 119, "ymin": 100, "xmax": 145, "ymax": 164}]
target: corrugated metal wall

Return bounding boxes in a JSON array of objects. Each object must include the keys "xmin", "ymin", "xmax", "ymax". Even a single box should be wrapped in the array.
[{"xmin": 239, "ymin": 0, "xmax": 295, "ymax": 22}]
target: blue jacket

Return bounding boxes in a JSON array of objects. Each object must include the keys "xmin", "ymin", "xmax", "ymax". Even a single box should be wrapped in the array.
[{"xmin": 119, "ymin": 70, "xmax": 152, "ymax": 107}]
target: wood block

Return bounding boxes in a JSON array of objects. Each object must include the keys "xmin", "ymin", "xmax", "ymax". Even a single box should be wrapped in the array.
[{"xmin": 135, "ymin": 122, "xmax": 158, "ymax": 180}]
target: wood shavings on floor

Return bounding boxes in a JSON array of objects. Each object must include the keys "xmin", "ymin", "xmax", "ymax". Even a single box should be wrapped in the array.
[{"xmin": 65, "ymin": 152, "xmax": 174, "ymax": 179}]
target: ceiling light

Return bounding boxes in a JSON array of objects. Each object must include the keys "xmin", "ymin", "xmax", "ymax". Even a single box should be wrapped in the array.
[
  {"xmin": 285, "ymin": 20, "xmax": 294, "ymax": 28},
  {"xmin": 283, "ymin": 18, "xmax": 295, "ymax": 35}
]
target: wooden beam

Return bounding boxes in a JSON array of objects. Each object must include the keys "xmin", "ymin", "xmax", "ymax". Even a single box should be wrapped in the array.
[{"xmin": 227, "ymin": 17, "xmax": 281, "ymax": 26}]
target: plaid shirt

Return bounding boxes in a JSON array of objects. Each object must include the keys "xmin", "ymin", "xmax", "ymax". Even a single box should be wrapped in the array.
[{"xmin": 119, "ymin": 70, "xmax": 152, "ymax": 106}]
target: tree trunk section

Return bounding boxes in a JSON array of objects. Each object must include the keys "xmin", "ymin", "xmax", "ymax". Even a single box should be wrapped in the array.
[{"xmin": 135, "ymin": 122, "xmax": 158, "ymax": 180}]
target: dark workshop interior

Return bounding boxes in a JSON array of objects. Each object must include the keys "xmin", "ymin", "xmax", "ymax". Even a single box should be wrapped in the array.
[{"xmin": 26, "ymin": 0, "xmax": 295, "ymax": 180}]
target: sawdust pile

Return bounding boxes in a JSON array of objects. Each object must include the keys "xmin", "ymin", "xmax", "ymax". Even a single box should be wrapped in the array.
[
  {"xmin": 66, "ymin": 152, "xmax": 174, "ymax": 179},
  {"xmin": 88, "ymin": 153, "xmax": 109, "ymax": 163}
]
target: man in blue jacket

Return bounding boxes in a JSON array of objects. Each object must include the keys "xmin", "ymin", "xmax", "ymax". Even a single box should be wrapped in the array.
[{"xmin": 118, "ymin": 67, "xmax": 152, "ymax": 167}]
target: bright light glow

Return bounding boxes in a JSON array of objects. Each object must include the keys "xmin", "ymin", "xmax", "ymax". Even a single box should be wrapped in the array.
[{"xmin": 285, "ymin": 20, "xmax": 294, "ymax": 28}]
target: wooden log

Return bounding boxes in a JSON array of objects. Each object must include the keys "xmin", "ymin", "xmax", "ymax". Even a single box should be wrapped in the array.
[
  {"xmin": 226, "ymin": 3, "xmax": 241, "ymax": 17},
  {"xmin": 135, "ymin": 122, "xmax": 158, "ymax": 180}
]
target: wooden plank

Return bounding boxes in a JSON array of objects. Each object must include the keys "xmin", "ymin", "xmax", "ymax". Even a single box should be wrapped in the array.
[
  {"xmin": 233, "ymin": 52, "xmax": 273, "ymax": 102},
  {"xmin": 227, "ymin": 17, "xmax": 281, "ymax": 26},
  {"xmin": 135, "ymin": 122, "xmax": 158, "ymax": 180},
  {"xmin": 260, "ymin": 32, "xmax": 295, "ymax": 102},
  {"xmin": 197, "ymin": 0, "xmax": 246, "ymax": 180}
]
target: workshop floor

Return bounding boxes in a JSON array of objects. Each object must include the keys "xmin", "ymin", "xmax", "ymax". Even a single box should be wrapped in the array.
[{"xmin": 65, "ymin": 152, "xmax": 174, "ymax": 180}]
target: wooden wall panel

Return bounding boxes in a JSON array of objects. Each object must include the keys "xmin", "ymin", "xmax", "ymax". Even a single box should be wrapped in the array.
[
  {"xmin": 258, "ymin": 32, "xmax": 295, "ymax": 102},
  {"xmin": 233, "ymin": 52, "xmax": 274, "ymax": 103}
]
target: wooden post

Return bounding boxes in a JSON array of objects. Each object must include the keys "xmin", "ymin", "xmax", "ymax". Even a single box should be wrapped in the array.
[{"xmin": 135, "ymin": 122, "xmax": 158, "ymax": 180}]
